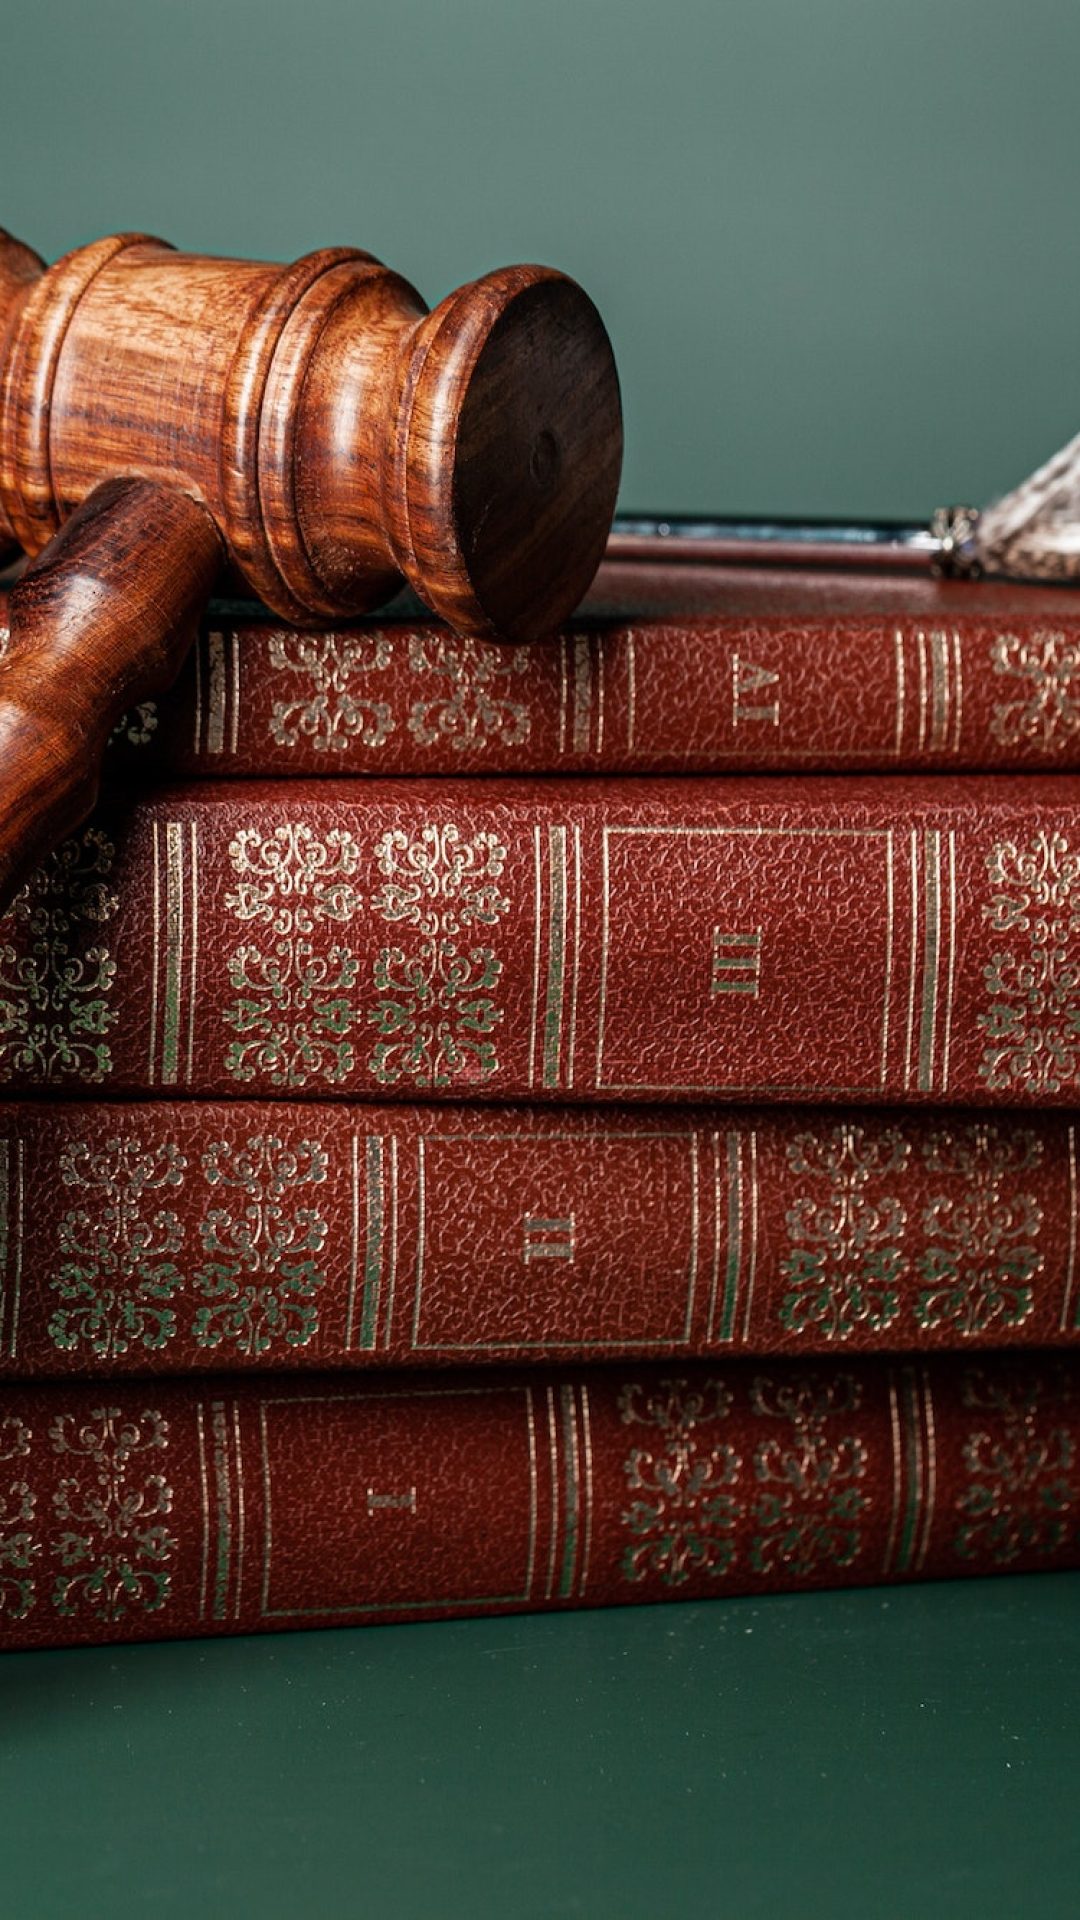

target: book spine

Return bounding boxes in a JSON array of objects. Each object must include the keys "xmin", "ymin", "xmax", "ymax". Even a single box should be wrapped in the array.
[
  {"xmin": 0, "ymin": 775, "xmax": 1075, "ymax": 1107},
  {"xmin": 28, "ymin": 607, "xmax": 1080, "ymax": 778},
  {"xmin": 0, "ymin": 1100, "xmax": 1076, "ymax": 1379},
  {"xmin": 2, "ymin": 1352, "xmax": 1077, "ymax": 1651}
]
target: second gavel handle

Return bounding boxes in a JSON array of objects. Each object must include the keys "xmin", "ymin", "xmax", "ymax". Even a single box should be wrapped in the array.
[{"xmin": 0, "ymin": 476, "xmax": 223, "ymax": 915}]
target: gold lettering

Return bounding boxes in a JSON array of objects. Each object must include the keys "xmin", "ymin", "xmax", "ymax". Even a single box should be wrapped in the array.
[
  {"xmin": 523, "ymin": 1214, "xmax": 576, "ymax": 1262},
  {"xmin": 366, "ymin": 1486, "xmax": 417, "ymax": 1515},
  {"xmin": 733, "ymin": 655, "xmax": 780, "ymax": 727},
  {"xmin": 711, "ymin": 928, "xmax": 763, "ymax": 997}
]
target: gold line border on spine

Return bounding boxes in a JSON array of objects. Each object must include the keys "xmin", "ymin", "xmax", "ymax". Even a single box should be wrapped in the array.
[
  {"xmin": 929, "ymin": 629, "xmax": 949, "ymax": 752},
  {"xmin": 210, "ymin": 1398, "xmax": 233, "ymax": 1622},
  {"xmin": 192, "ymin": 631, "xmax": 204, "ymax": 757},
  {"xmin": 196, "ymin": 1402, "xmax": 211, "ymax": 1620},
  {"xmin": 0, "ymin": 1137, "xmax": 9, "ymax": 1356},
  {"xmin": 705, "ymin": 1128, "xmax": 723, "ymax": 1341},
  {"xmin": 741, "ymin": 1129, "xmax": 759, "ymax": 1341},
  {"xmin": 916, "ymin": 630, "xmax": 929, "ymax": 751},
  {"xmin": 259, "ymin": 1386, "xmax": 541, "ymax": 1617},
  {"xmin": 578, "ymin": 1385, "xmax": 595, "ymax": 1597},
  {"xmin": 148, "ymin": 818, "xmax": 162, "ymax": 1083},
  {"xmin": 185, "ymin": 821, "xmax": 199, "ymax": 1084},
  {"xmin": 1061, "ymin": 1122, "xmax": 1079, "ymax": 1332},
  {"xmin": 524, "ymin": 1387, "xmax": 539, "ymax": 1602},
  {"xmin": 939, "ymin": 830, "xmax": 958, "ymax": 1092},
  {"xmin": 345, "ymin": 1131, "xmax": 361, "ymax": 1350},
  {"xmin": 595, "ymin": 825, "xmax": 894, "ymax": 1094},
  {"xmin": 360, "ymin": 1132, "xmax": 384, "ymax": 1351},
  {"xmin": 565, "ymin": 823, "xmax": 582, "ymax": 1089},
  {"xmin": 881, "ymin": 1372, "xmax": 904, "ymax": 1577},
  {"xmin": 558, "ymin": 635, "xmax": 569, "ymax": 759},
  {"xmin": 383, "ymin": 1134, "xmax": 400, "ymax": 1349},
  {"xmin": 528, "ymin": 824, "xmax": 542, "ymax": 1088},
  {"xmin": 951, "ymin": 630, "xmax": 964, "ymax": 751},
  {"xmin": 408, "ymin": 1126, "xmax": 700, "ymax": 1353},
  {"xmin": 160, "ymin": 820, "xmax": 187, "ymax": 1087},
  {"xmin": 572, "ymin": 636, "xmax": 592, "ymax": 753},
  {"xmin": 232, "ymin": 1400, "xmax": 247, "ymax": 1619},
  {"xmin": 917, "ymin": 828, "xmax": 942, "ymax": 1093},
  {"xmin": 411, "ymin": 1138, "xmax": 427, "ymax": 1348},
  {"xmin": 541, "ymin": 824, "xmax": 568, "ymax": 1088},
  {"xmin": 558, "ymin": 1383, "xmax": 582, "ymax": 1599},
  {"xmin": 880, "ymin": 829, "xmax": 895, "ymax": 1082},
  {"xmin": 6, "ymin": 1140, "xmax": 23, "ymax": 1361},
  {"xmin": 229, "ymin": 631, "xmax": 241, "ymax": 755},
  {"xmin": 544, "ymin": 1384, "xmax": 560, "ymax": 1599},
  {"xmin": 205, "ymin": 631, "xmax": 227, "ymax": 757},
  {"xmin": 913, "ymin": 1370, "xmax": 937, "ymax": 1574},
  {"xmin": 903, "ymin": 827, "xmax": 920, "ymax": 1089},
  {"xmin": 893, "ymin": 1366, "xmax": 924, "ymax": 1576}
]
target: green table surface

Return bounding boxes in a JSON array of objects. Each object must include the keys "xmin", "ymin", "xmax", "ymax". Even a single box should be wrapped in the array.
[{"xmin": 3, "ymin": 1574, "xmax": 1078, "ymax": 1919}]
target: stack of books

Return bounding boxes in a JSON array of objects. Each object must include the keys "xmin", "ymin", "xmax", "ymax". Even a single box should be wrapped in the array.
[{"xmin": 0, "ymin": 547, "xmax": 1077, "ymax": 1650}]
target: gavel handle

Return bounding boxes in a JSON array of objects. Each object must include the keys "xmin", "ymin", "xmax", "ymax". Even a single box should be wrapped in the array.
[{"xmin": 0, "ymin": 476, "xmax": 223, "ymax": 915}]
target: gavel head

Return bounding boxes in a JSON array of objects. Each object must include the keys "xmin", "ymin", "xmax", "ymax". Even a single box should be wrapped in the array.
[{"xmin": 0, "ymin": 231, "xmax": 623, "ymax": 642}]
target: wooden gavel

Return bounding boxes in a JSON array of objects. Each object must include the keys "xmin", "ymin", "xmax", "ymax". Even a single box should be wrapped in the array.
[{"xmin": 0, "ymin": 227, "xmax": 622, "ymax": 908}]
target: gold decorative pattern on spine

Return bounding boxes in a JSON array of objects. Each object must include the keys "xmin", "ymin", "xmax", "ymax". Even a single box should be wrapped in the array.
[
  {"xmin": 989, "ymin": 631, "xmax": 1080, "ymax": 749},
  {"xmin": 368, "ymin": 823, "xmax": 509, "ymax": 1089},
  {"xmin": 49, "ymin": 1405, "xmax": 174, "ymax": 1621},
  {"xmin": 223, "ymin": 821, "xmax": 365, "ymax": 1089},
  {"xmin": 406, "ymin": 632, "xmax": 529, "ymax": 755},
  {"xmin": 619, "ymin": 1376, "xmax": 739, "ymax": 1586},
  {"xmin": 0, "ymin": 828, "xmax": 119, "ymax": 1087},
  {"xmin": 978, "ymin": 830, "xmax": 1080, "ymax": 1095},
  {"xmin": 268, "ymin": 631, "xmax": 394, "ymax": 756}
]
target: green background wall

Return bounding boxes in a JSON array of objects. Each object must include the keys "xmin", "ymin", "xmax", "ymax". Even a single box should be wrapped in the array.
[{"xmin": 2, "ymin": 0, "xmax": 1077, "ymax": 518}]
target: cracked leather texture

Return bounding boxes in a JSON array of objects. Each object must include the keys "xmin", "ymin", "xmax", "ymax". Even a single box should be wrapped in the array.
[
  {"xmin": 6, "ymin": 558, "xmax": 1080, "ymax": 776},
  {"xmin": 0, "ymin": 774, "xmax": 1076, "ymax": 1106},
  {"xmin": 2, "ymin": 1352, "xmax": 1078, "ymax": 1652},
  {"xmin": 0, "ymin": 1098, "xmax": 1076, "ymax": 1378}
]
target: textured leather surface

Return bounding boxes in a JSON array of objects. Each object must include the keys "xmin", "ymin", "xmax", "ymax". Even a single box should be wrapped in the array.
[
  {"xmin": 0, "ymin": 1097, "xmax": 1075, "ymax": 1378},
  {"xmin": 5, "ymin": 558, "xmax": 1080, "ymax": 776},
  {"xmin": 0, "ymin": 774, "xmax": 1076, "ymax": 1106},
  {"xmin": 1, "ymin": 1351, "xmax": 1077, "ymax": 1651}
]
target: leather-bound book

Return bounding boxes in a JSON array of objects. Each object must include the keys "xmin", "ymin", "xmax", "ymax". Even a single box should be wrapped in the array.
[
  {"xmin": 0, "ymin": 1352, "xmax": 1077, "ymax": 1652},
  {"xmin": 0, "ymin": 1099, "xmax": 1073, "ymax": 1379},
  {"xmin": 0, "ymin": 774, "xmax": 1074, "ymax": 1106},
  {"xmin": 4, "ymin": 559, "xmax": 1077, "ymax": 777}
]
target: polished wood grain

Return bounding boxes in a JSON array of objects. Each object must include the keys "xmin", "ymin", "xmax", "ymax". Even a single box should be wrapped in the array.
[
  {"xmin": 0, "ymin": 228, "xmax": 45, "ymax": 552},
  {"xmin": 0, "ymin": 225, "xmax": 621, "ymax": 914},
  {"xmin": 0, "ymin": 230, "xmax": 621, "ymax": 636},
  {"xmin": 0, "ymin": 477, "xmax": 221, "ymax": 909}
]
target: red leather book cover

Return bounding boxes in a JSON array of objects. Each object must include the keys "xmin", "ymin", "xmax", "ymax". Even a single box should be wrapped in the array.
[
  {"xmin": 1, "ymin": 1352, "xmax": 1077, "ymax": 1651},
  {"xmin": 4, "ymin": 558, "xmax": 1079, "ymax": 776},
  {"xmin": 0, "ymin": 774, "xmax": 1075, "ymax": 1106},
  {"xmin": 0, "ymin": 1099, "xmax": 1075, "ymax": 1378}
]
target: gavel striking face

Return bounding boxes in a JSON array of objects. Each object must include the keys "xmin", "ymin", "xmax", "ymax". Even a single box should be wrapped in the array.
[{"xmin": 0, "ymin": 227, "xmax": 623, "ymax": 905}]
